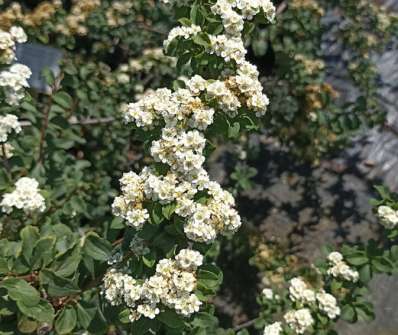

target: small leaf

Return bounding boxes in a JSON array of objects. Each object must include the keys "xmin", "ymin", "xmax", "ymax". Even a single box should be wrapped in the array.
[
  {"xmin": 20, "ymin": 226, "xmax": 40, "ymax": 264},
  {"xmin": 341, "ymin": 305, "xmax": 356, "ymax": 323},
  {"xmin": 1, "ymin": 278, "xmax": 40, "ymax": 306},
  {"xmin": 157, "ymin": 309, "xmax": 186, "ymax": 329},
  {"xmin": 17, "ymin": 299, "xmax": 55, "ymax": 323},
  {"xmin": 32, "ymin": 236, "xmax": 56, "ymax": 269},
  {"xmin": 149, "ymin": 203, "xmax": 164, "ymax": 225},
  {"xmin": 18, "ymin": 315, "xmax": 38, "ymax": 334},
  {"xmin": 83, "ymin": 232, "xmax": 112, "ymax": 261},
  {"xmin": 53, "ymin": 92, "xmax": 73, "ymax": 109},
  {"xmin": 55, "ymin": 306, "xmax": 77, "ymax": 335},
  {"xmin": 39, "ymin": 270, "xmax": 80, "ymax": 297},
  {"xmin": 76, "ymin": 302, "xmax": 94, "ymax": 329},
  {"xmin": 162, "ymin": 202, "xmax": 176, "ymax": 220}
]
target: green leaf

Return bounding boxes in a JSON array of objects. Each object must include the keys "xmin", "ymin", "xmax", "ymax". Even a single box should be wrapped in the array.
[
  {"xmin": 83, "ymin": 232, "xmax": 112, "ymax": 261},
  {"xmin": 228, "ymin": 122, "xmax": 240, "ymax": 138},
  {"xmin": 197, "ymin": 264, "xmax": 223, "ymax": 292},
  {"xmin": 162, "ymin": 202, "xmax": 176, "ymax": 220},
  {"xmin": 39, "ymin": 270, "xmax": 80, "ymax": 297},
  {"xmin": 359, "ymin": 264, "xmax": 372, "ymax": 283},
  {"xmin": 341, "ymin": 305, "xmax": 356, "ymax": 323},
  {"xmin": 18, "ymin": 315, "xmax": 38, "ymax": 334},
  {"xmin": 0, "ymin": 278, "xmax": 40, "ymax": 307},
  {"xmin": 118, "ymin": 309, "xmax": 131, "ymax": 324},
  {"xmin": 55, "ymin": 306, "xmax": 77, "ymax": 335},
  {"xmin": 41, "ymin": 68, "xmax": 55, "ymax": 85},
  {"xmin": 192, "ymin": 33, "xmax": 211, "ymax": 48},
  {"xmin": 76, "ymin": 302, "xmax": 94, "ymax": 329},
  {"xmin": 178, "ymin": 18, "xmax": 192, "ymax": 27},
  {"xmin": 346, "ymin": 256, "xmax": 368, "ymax": 266},
  {"xmin": 53, "ymin": 92, "xmax": 73, "ymax": 109},
  {"xmin": 17, "ymin": 299, "xmax": 55, "ymax": 323},
  {"xmin": 20, "ymin": 226, "xmax": 40, "ymax": 264},
  {"xmin": 32, "ymin": 236, "xmax": 56, "ymax": 269},
  {"xmin": 52, "ymin": 244, "xmax": 81, "ymax": 277},
  {"xmin": 131, "ymin": 317, "xmax": 160, "ymax": 333},
  {"xmin": 149, "ymin": 203, "xmax": 164, "ymax": 225},
  {"xmin": 372, "ymin": 256, "xmax": 394, "ymax": 273},
  {"xmin": 191, "ymin": 312, "xmax": 218, "ymax": 329},
  {"xmin": 157, "ymin": 309, "xmax": 186, "ymax": 329}
]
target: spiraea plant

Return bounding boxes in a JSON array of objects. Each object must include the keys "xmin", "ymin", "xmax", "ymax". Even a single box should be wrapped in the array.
[
  {"xmin": 103, "ymin": 0, "xmax": 276, "ymax": 333},
  {"xmin": 0, "ymin": 1, "xmax": 277, "ymax": 334},
  {"xmin": 1, "ymin": 1, "xmax": 398, "ymax": 335}
]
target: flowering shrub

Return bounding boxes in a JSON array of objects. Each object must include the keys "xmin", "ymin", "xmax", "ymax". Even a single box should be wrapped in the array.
[{"xmin": 0, "ymin": 1, "xmax": 398, "ymax": 335}]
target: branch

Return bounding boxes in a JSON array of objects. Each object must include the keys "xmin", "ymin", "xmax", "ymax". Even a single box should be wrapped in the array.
[
  {"xmin": 276, "ymin": 0, "xmax": 287, "ymax": 15},
  {"xmin": 132, "ymin": 21, "xmax": 167, "ymax": 36},
  {"xmin": 233, "ymin": 318, "xmax": 257, "ymax": 331},
  {"xmin": 20, "ymin": 116, "xmax": 116, "ymax": 128},
  {"xmin": 1, "ymin": 144, "xmax": 11, "ymax": 176}
]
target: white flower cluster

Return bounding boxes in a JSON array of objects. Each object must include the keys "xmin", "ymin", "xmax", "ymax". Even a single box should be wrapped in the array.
[
  {"xmin": 0, "ymin": 27, "xmax": 31, "ymax": 106},
  {"xmin": 211, "ymin": 0, "xmax": 276, "ymax": 31},
  {"xmin": 0, "ymin": 114, "xmax": 21, "ymax": 143},
  {"xmin": 263, "ymin": 322, "xmax": 282, "ymax": 335},
  {"xmin": 1, "ymin": 177, "xmax": 46, "ymax": 214},
  {"xmin": 289, "ymin": 277, "xmax": 315, "ymax": 304},
  {"xmin": 0, "ymin": 143, "xmax": 14, "ymax": 159},
  {"xmin": 112, "ymin": 164, "xmax": 241, "ymax": 243},
  {"xmin": 164, "ymin": 25, "xmax": 202, "ymax": 49},
  {"xmin": 316, "ymin": 290, "xmax": 341, "ymax": 320},
  {"xmin": 0, "ymin": 63, "xmax": 32, "ymax": 105},
  {"xmin": 377, "ymin": 205, "xmax": 398, "ymax": 229},
  {"xmin": 284, "ymin": 308, "xmax": 314, "ymax": 335},
  {"xmin": 103, "ymin": 249, "xmax": 203, "ymax": 320},
  {"xmin": 265, "ymin": 276, "xmax": 340, "ymax": 334},
  {"xmin": 327, "ymin": 251, "xmax": 359, "ymax": 282},
  {"xmin": 112, "ymin": 0, "xmax": 275, "ymax": 323},
  {"xmin": 0, "ymin": 26, "xmax": 27, "ymax": 64},
  {"xmin": 262, "ymin": 288, "xmax": 274, "ymax": 300}
]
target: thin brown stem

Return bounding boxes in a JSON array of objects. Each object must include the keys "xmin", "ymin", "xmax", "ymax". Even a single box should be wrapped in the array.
[
  {"xmin": 37, "ymin": 104, "xmax": 50, "ymax": 165},
  {"xmin": 233, "ymin": 318, "xmax": 257, "ymax": 331},
  {"xmin": 276, "ymin": 0, "xmax": 287, "ymax": 15},
  {"xmin": 1, "ymin": 143, "xmax": 11, "ymax": 176},
  {"xmin": 20, "ymin": 116, "xmax": 116, "ymax": 128},
  {"xmin": 133, "ymin": 21, "xmax": 167, "ymax": 36}
]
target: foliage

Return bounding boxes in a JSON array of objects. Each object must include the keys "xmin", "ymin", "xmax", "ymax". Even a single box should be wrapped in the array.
[{"xmin": 0, "ymin": 0, "xmax": 398, "ymax": 334}]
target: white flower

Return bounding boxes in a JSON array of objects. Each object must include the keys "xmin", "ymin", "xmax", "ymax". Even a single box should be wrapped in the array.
[
  {"xmin": 10, "ymin": 26, "xmax": 27, "ymax": 43},
  {"xmin": 284, "ymin": 308, "xmax": 314, "ymax": 334},
  {"xmin": 125, "ymin": 208, "xmax": 149, "ymax": 229},
  {"xmin": 175, "ymin": 249, "xmax": 203, "ymax": 270},
  {"xmin": 327, "ymin": 251, "xmax": 359, "ymax": 282},
  {"xmin": 377, "ymin": 205, "xmax": 398, "ymax": 229},
  {"xmin": 327, "ymin": 251, "xmax": 343, "ymax": 264},
  {"xmin": 0, "ymin": 114, "xmax": 21, "ymax": 142},
  {"xmin": 137, "ymin": 304, "xmax": 160, "ymax": 319},
  {"xmin": 103, "ymin": 249, "xmax": 204, "ymax": 320},
  {"xmin": 0, "ymin": 143, "xmax": 14, "ymax": 159},
  {"xmin": 316, "ymin": 290, "xmax": 340, "ymax": 319},
  {"xmin": 262, "ymin": 288, "xmax": 274, "ymax": 300},
  {"xmin": 327, "ymin": 261, "xmax": 359, "ymax": 282},
  {"xmin": 164, "ymin": 25, "xmax": 202, "ymax": 49},
  {"xmin": 0, "ymin": 63, "xmax": 32, "ymax": 105},
  {"xmin": 289, "ymin": 277, "xmax": 316, "ymax": 304},
  {"xmin": 1, "ymin": 177, "xmax": 46, "ymax": 214},
  {"xmin": 263, "ymin": 322, "xmax": 282, "ymax": 335},
  {"xmin": 0, "ymin": 31, "xmax": 15, "ymax": 52}
]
